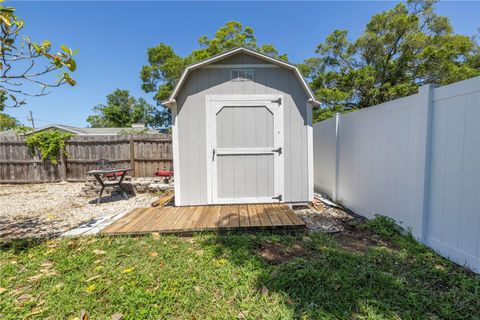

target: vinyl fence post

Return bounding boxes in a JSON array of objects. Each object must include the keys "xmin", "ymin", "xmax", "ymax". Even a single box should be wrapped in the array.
[
  {"xmin": 417, "ymin": 84, "xmax": 434, "ymax": 243},
  {"xmin": 332, "ymin": 112, "xmax": 341, "ymax": 202}
]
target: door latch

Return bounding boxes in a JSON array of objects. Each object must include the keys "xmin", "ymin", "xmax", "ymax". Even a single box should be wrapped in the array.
[
  {"xmin": 272, "ymin": 147, "xmax": 282, "ymax": 154},
  {"xmin": 271, "ymin": 98, "xmax": 282, "ymax": 105},
  {"xmin": 272, "ymin": 194, "xmax": 282, "ymax": 202}
]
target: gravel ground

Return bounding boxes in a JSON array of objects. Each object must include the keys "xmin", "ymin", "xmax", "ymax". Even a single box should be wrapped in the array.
[
  {"xmin": 0, "ymin": 182, "xmax": 157, "ymax": 240},
  {"xmin": 0, "ymin": 183, "xmax": 355, "ymax": 240},
  {"xmin": 294, "ymin": 200, "xmax": 357, "ymax": 233}
]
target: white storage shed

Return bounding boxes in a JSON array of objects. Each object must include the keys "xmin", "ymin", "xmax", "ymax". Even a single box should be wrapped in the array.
[{"xmin": 163, "ymin": 47, "xmax": 320, "ymax": 206}]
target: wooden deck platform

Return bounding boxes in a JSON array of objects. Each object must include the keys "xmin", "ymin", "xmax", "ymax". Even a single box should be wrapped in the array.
[{"xmin": 101, "ymin": 204, "xmax": 305, "ymax": 235}]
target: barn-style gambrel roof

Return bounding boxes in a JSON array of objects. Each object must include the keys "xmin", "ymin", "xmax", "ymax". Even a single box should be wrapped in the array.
[{"xmin": 163, "ymin": 47, "xmax": 320, "ymax": 107}]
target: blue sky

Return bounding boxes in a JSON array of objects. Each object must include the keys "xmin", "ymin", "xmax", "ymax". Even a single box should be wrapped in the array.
[{"xmin": 6, "ymin": 1, "xmax": 480, "ymax": 128}]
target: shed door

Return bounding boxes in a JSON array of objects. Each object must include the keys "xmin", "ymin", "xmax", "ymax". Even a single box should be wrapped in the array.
[{"xmin": 208, "ymin": 96, "xmax": 284, "ymax": 204}]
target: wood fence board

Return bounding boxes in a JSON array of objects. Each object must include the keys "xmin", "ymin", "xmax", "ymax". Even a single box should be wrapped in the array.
[{"xmin": 0, "ymin": 134, "xmax": 172, "ymax": 182}]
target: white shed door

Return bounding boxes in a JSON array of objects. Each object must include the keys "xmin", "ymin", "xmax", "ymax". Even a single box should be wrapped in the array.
[{"xmin": 207, "ymin": 96, "xmax": 284, "ymax": 204}]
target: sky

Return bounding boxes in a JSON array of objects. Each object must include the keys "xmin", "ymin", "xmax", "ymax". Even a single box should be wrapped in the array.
[{"xmin": 6, "ymin": 0, "xmax": 480, "ymax": 128}]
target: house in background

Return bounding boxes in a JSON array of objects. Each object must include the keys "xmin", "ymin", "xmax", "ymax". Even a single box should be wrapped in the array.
[
  {"xmin": 0, "ymin": 123, "xmax": 162, "ymax": 136},
  {"xmin": 163, "ymin": 47, "xmax": 320, "ymax": 206}
]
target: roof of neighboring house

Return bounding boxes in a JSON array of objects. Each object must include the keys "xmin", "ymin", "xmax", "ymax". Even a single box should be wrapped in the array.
[
  {"xmin": 0, "ymin": 129, "xmax": 16, "ymax": 137},
  {"xmin": 163, "ymin": 47, "xmax": 321, "ymax": 107},
  {"xmin": 0, "ymin": 124, "xmax": 161, "ymax": 136}
]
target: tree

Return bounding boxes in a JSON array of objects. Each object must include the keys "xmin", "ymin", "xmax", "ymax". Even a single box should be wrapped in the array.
[
  {"xmin": 86, "ymin": 89, "xmax": 169, "ymax": 129},
  {"xmin": 0, "ymin": 91, "xmax": 22, "ymax": 131},
  {"xmin": 140, "ymin": 21, "xmax": 286, "ymax": 125},
  {"xmin": 0, "ymin": 111, "xmax": 18, "ymax": 130},
  {"xmin": 0, "ymin": 2, "xmax": 77, "ymax": 109},
  {"xmin": 301, "ymin": 0, "xmax": 480, "ymax": 122}
]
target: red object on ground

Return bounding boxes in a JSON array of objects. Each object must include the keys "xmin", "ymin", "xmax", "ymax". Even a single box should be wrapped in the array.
[{"xmin": 154, "ymin": 170, "xmax": 174, "ymax": 177}]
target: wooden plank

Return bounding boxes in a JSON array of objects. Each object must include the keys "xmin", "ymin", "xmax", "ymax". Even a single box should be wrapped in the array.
[
  {"xmin": 183, "ymin": 206, "xmax": 205, "ymax": 230},
  {"xmin": 157, "ymin": 207, "xmax": 188, "ymax": 231},
  {"xmin": 102, "ymin": 204, "xmax": 305, "ymax": 235},
  {"xmin": 271, "ymin": 204, "xmax": 294, "ymax": 226},
  {"xmin": 194, "ymin": 205, "xmax": 214, "ymax": 230},
  {"xmin": 238, "ymin": 205, "xmax": 250, "ymax": 227},
  {"xmin": 280, "ymin": 204, "xmax": 306, "ymax": 226},
  {"xmin": 148, "ymin": 207, "xmax": 178, "ymax": 231},
  {"xmin": 255, "ymin": 204, "xmax": 272, "ymax": 227},
  {"xmin": 218, "ymin": 205, "xmax": 231, "ymax": 228},
  {"xmin": 121, "ymin": 207, "xmax": 157, "ymax": 233},
  {"xmin": 102, "ymin": 208, "xmax": 144, "ymax": 233},
  {"xmin": 227, "ymin": 205, "xmax": 240, "ymax": 228},
  {"xmin": 248, "ymin": 205, "xmax": 261, "ymax": 227},
  {"xmin": 129, "ymin": 137, "xmax": 135, "ymax": 173},
  {"xmin": 264, "ymin": 204, "xmax": 284, "ymax": 226},
  {"xmin": 138, "ymin": 207, "xmax": 171, "ymax": 232},
  {"xmin": 170, "ymin": 206, "xmax": 197, "ymax": 230},
  {"xmin": 102, "ymin": 208, "xmax": 146, "ymax": 233},
  {"xmin": 206, "ymin": 206, "xmax": 222, "ymax": 229}
]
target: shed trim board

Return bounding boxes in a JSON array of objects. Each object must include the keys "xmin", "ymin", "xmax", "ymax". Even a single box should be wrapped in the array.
[
  {"xmin": 206, "ymin": 94, "xmax": 284, "ymax": 205},
  {"xmin": 307, "ymin": 102, "xmax": 314, "ymax": 202},
  {"xmin": 170, "ymin": 101, "xmax": 182, "ymax": 206},
  {"xmin": 163, "ymin": 47, "xmax": 321, "ymax": 108}
]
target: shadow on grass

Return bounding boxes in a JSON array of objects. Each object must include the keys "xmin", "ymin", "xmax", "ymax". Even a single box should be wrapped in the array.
[
  {"xmin": 0, "ymin": 236, "xmax": 49, "ymax": 253},
  {"xmin": 199, "ymin": 213, "xmax": 480, "ymax": 319}
]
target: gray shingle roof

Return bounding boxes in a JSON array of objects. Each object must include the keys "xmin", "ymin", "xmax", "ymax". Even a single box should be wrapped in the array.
[{"xmin": 0, "ymin": 124, "xmax": 162, "ymax": 136}]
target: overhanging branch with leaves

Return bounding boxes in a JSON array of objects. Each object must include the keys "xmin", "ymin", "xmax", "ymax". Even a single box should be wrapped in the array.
[{"xmin": 0, "ymin": 2, "xmax": 77, "ymax": 109}]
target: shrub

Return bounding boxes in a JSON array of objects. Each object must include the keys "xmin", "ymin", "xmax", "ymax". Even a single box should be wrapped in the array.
[{"xmin": 25, "ymin": 130, "xmax": 73, "ymax": 165}]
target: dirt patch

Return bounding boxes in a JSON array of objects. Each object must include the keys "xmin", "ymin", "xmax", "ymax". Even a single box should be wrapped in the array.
[
  {"xmin": 294, "ymin": 196, "xmax": 401, "ymax": 254},
  {"xmin": 334, "ymin": 222, "xmax": 401, "ymax": 254},
  {"xmin": 334, "ymin": 227, "xmax": 378, "ymax": 254},
  {"xmin": 258, "ymin": 242, "xmax": 310, "ymax": 264}
]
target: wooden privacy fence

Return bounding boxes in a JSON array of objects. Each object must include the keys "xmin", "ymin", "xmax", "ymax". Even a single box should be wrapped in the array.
[{"xmin": 0, "ymin": 134, "xmax": 172, "ymax": 183}]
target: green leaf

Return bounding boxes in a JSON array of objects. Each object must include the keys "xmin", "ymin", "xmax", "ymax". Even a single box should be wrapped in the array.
[
  {"xmin": 60, "ymin": 44, "xmax": 72, "ymax": 55},
  {"xmin": 66, "ymin": 59, "xmax": 76, "ymax": 72}
]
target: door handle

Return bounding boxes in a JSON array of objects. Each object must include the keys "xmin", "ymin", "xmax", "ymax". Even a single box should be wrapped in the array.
[
  {"xmin": 272, "ymin": 147, "xmax": 282, "ymax": 154},
  {"xmin": 212, "ymin": 148, "xmax": 216, "ymax": 161}
]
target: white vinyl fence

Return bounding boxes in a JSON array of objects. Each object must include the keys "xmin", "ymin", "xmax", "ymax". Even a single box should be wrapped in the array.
[{"xmin": 313, "ymin": 77, "xmax": 480, "ymax": 273}]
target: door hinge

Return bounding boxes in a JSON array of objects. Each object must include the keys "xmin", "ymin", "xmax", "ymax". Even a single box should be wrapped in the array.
[
  {"xmin": 272, "ymin": 147, "xmax": 282, "ymax": 154},
  {"xmin": 271, "ymin": 98, "xmax": 282, "ymax": 105},
  {"xmin": 272, "ymin": 194, "xmax": 282, "ymax": 202}
]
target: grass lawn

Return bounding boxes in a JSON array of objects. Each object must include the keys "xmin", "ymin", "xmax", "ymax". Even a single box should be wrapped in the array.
[{"xmin": 0, "ymin": 217, "xmax": 479, "ymax": 319}]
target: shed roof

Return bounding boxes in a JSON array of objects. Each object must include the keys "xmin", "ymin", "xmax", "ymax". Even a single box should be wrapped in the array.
[
  {"xmin": 163, "ymin": 47, "xmax": 320, "ymax": 107},
  {"xmin": 0, "ymin": 124, "xmax": 161, "ymax": 136}
]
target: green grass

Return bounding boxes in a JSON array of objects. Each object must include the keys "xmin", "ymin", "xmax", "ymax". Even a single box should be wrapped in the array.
[{"xmin": 1, "ymin": 217, "xmax": 479, "ymax": 320}]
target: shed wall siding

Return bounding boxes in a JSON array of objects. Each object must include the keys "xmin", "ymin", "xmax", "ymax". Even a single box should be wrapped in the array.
[{"xmin": 176, "ymin": 66, "xmax": 309, "ymax": 205}]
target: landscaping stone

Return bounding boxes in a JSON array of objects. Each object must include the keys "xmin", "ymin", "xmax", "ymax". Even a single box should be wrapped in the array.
[
  {"xmin": 294, "ymin": 200, "xmax": 354, "ymax": 233},
  {"xmin": 135, "ymin": 185, "xmax": 147, "ymax": 193},
  {"xmin": 147, "ymin": 183, "xmax": 170, "ymax": 192},
  {"xmin": 78, "ymin": 176, "xmax": 170, "ymax": 196}
]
